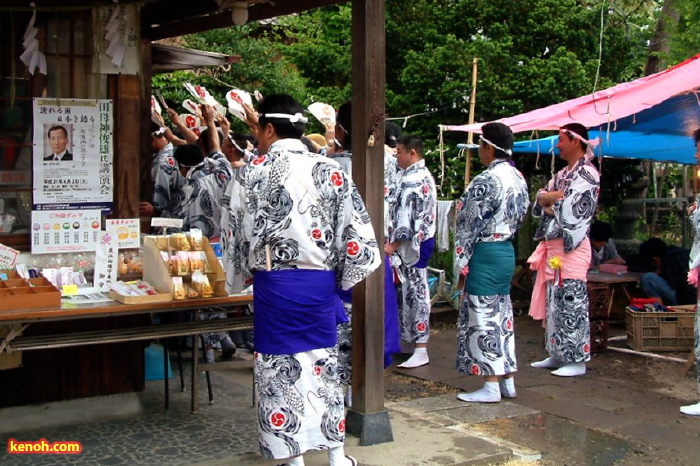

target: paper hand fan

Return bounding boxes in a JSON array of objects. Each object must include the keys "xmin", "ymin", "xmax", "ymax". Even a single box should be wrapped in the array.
[
  {"xmin": 150, "ymin": 95, "xmax": 162, "ymax": 115},
  {"xmin": 214, "ymin": 104, "xmax": 227, "ymax": 119},
  {"xmin": 308, "ymin": 102, "xmax": 336, "ymax": 126},
  {"xmin": 182, "ymin": 99, "xmax": 202, "ymax": 118},
  {"xmin": 226, "ymin": 89, "xmax": 253, "ymax": 122},
  {"xmin": 183, "ymin": 83, "xmax": 219, "ymax": 106},
  {"xmin": 253, "ymin": 90, "xmax": 264, "ymax": 102},
  {"xmin": 182, "ymin": 114, "xmax": 201, "ymax": 130}
]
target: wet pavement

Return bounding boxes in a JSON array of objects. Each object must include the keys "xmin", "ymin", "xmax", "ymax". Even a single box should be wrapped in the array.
[{"xmin": 1, "ymin": 309, "xmax": 699, "ymax": 465}]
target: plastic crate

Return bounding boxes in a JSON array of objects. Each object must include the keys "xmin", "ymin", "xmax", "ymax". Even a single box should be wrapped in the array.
[{"xmin": 626, "ymin": 307, "xmax": 695, "ymax": 352}]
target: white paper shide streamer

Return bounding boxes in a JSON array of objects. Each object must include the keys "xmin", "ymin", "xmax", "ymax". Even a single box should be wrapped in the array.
[
  {"xmin": 20, "ymin": 9, "xmax": 47, "ymax": 75},
  {"xmin": 105, "ymin": 6, "xmax": 126, "ymax": 68}
]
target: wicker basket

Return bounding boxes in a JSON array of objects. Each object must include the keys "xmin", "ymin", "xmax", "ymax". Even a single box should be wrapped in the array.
[{"xmin": 626, "ymin": 307, "xmax": 695, "ymax": 352}]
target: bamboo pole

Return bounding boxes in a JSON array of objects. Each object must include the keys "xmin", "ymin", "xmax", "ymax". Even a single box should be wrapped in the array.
[{"xmin": 463, "ymin": 57, "xmax": 478, "ymax": 190}]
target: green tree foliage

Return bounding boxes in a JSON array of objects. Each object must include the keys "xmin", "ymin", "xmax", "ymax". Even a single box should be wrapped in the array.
[
  {"xmin": 276, "ymin": 0, "xmax": 657, "ymax": 197},
  {"xmin": 667, "ymin": 0, "xmax": 700, "ymax": 64},
  {"xmin": 152, "ymin": 25, "xmax": 307, "ymax": 132}
]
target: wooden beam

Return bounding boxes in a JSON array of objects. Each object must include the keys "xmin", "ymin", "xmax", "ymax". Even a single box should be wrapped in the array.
[
  {"xmin": 345, "ymin": 0, "xmax": 392, "ymax": 447},
  {"xmin": 148, "ymin": 0, "xmax": 348, "ymax": 41}
]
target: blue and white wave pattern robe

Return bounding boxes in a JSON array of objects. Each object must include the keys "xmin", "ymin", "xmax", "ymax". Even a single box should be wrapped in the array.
[
  {"xmin": 163, "ymin": 152, "xmax": 232, "ymax": 239},
  {"xmin": 533, "ymin": 157, "xmax": 599, "ymax": 364},
  {"xmin": 390, "ymin": 159, "xmax": 437, "ymax": 344},
  {"xmin": 224, "ymin": 138, "xmax": 381, "ymax": 460},
  {"xmin": 454, "ymin": 159, "xmax": 529, "ymax": 376}
]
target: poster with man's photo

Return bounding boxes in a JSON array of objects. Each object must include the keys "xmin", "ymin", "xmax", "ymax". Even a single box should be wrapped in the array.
[{"xmin": 33, "ymin": 98, "xmax": 113, "ymax": 211}]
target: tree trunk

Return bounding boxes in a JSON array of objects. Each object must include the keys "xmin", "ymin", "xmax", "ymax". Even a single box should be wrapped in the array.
[{"xmin": 643, "ymin": 0, "xmax": 680, "ymax": 76}]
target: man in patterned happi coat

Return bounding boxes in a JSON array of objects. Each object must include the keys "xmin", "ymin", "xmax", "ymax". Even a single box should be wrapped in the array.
[
  {"xmin": 681, "ymin": 127, "xmax": 700, "ymax": 416},
  {"xmin": 386, "ymin": 134, "xmax": 437, "ymax": 369},
  {"xmin": 528, "ymin": 123, "xmax": 600, "ymax": 377},
  {"xmin": 139, "ymin": 122, "xmax": 183, "ymax": 219},
  {"xmin": 454, "ymin": 122, "xmax": 529, "ymax": 402},
  {"xmin": 314, "ymin": 99, "xmax": 401, "ymax": 406},
  {"xmin": 225, "ymin": 94, "xmax": 379, "ymax": 466}
]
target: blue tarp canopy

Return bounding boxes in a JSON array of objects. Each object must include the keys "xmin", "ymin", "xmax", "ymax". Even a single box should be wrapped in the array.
[{"xmin": 512, "ymin": 92, "xmax": 700, "ymax": 164}]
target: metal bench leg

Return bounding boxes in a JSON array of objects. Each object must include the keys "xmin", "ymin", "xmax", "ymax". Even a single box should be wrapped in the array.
[
  {"xmin": 206, "ymin": 371, "xmax": 214, "ymax": 405},
  {"xmin": 191, "ymin": 334, "xmax": 199, "ymax": 414},
  {"xmin": 177, "ymin": 337, "xmax": 185, "ymax": 392},
  {"xmin": 164, "ymin": 344, "xmax": 170, "ymax": 410}
]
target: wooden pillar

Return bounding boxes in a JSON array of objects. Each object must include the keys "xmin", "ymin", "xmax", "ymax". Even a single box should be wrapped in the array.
[
  {"xmin": 346, "ymin": 0, "xmax": 393, "ymax": 446},
  {"xmin": 109, "ymin": 74, "xmax": 142, "ymax": 218}
]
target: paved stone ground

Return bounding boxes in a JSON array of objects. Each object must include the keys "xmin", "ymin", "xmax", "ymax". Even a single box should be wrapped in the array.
[{"xmin": 0, "ymin": 354, "xmax": 259, "ymax": 465}]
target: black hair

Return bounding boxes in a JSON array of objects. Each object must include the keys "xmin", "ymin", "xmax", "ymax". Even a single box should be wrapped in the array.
[
  {"xmin": 173, "ymin": 144, "xmax": 204, "ymax": 167},
  {"xmin": 385, "ymin": 121, "xmax": 402, "ymax": 148},
  {"xmin": 151, "ymin": 122, "xmax": 166, "ymax": 138},
  {"xmin": 229, "ymin": 132, "xmax": 248, "ymax": 155},
  {"xmin": 397, "ymin": 134, "xmax": 424, "ymax": 158},
  {"xmin": 336, "ymin": 100, "xmax": 352, "ymax": 150},
  {"xmin": 47, "ymin": 125, "xmax": 68, "ymax": 138},
  {"xmin": 693, "ymin": 128, "xmax": 700, "ymax": 144},
  {"xmin": 300, "ymin": 136, "xmax": 320, "ymax": 153},
  {"xmin": 639, "ymin": 237, "xmax": 668, "ymax": 262},
  {"xmin": 589, "ymin": 221, "xmax": 613, "ymax": 242},
  {"xmin": 257, "ymin": 94, "xmax": 305, "ymax": 140},
  {"xmin": 560, "ymin": 123, "xmax": 589, "ymax": 151},
  {"xmin": 481, "ymin": 122, "xmax": 514, "ymax": 159},
  {"xmin": 197, "ymin": 128, "xmax": 224, "ymax": 155}
]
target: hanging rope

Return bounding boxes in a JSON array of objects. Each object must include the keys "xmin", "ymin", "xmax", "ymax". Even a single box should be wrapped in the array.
[
  {"xmin": 10, "ymin": 12, "xmax": 16, "ymax": 109},
  {"xmin": 438, "ymin": 126, "xmax": 446, "ymax": 197},
  {"xmin": 592, "ymin": 1, "xmax": 607, "ymax": 94},
  {"xmin": 386, "ymin": 107, "xmax": 447, "ymax": 128}
]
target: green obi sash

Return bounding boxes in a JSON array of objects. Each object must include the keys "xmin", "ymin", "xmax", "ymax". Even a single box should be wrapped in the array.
[{"xmin": 466, "ymin": 241, "xmax": 515, "ymax": 295}]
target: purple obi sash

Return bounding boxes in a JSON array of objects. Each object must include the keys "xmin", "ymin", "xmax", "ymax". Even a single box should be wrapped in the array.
[
  {"xmin": 414, "ymin": 237, "xmax": 435, "ymax": 269},
  {"xmin": 336, "ymin": 257, "xmax": 401, "ymax": 367},
  {"xmin": 254, "ymin": 269, "xmax": 344, "ymax": 355}
]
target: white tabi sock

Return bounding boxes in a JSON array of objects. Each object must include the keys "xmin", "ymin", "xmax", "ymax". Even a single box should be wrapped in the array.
[
  {"xmin": 278, "ymin": 455, "xmax": 305, "ymax": 466},
  {"xmin": 551, "ymin": 362, "xmax": 586, "ymax": 377},
  {"xmin": 329, "ymin": 446, "xmax": 357, "ymax": 466},
  {"xmin": 397, "ymin": 347, "xmax": 429, "ymax": 368},
  {"xmin": 499, "ymin": 377, "xmax": 517, "ymax": 398},
  {"xmin": 457, "ymin": 381, "xmax": 501, "ymax": 403},
  {"xmin": 530, "ymin": 357, "xmax": 566, "ymax": 369},
  {"xmin": 680, "ymin": 402, "xmax": 700, "ymax": 416}
]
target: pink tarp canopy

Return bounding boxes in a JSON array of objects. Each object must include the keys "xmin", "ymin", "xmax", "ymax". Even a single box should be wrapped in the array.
[{"xmin": 442, "ymin": 53, "xmax": 700, "ymax": 135}]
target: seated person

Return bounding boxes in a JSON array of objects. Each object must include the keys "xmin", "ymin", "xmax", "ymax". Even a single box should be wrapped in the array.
[
  {"xmin": 589, "ymin": 220, "xmax": 625, "ymax": 268},
  {"xmin": 639, "ymin": 238, "xmax": 696, "ymax": 306}
]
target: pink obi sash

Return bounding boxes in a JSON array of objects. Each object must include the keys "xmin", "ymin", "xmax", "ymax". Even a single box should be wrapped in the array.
[{"xmin": 527, "ymin": 238, "xmax": 591, "ymax": 321}]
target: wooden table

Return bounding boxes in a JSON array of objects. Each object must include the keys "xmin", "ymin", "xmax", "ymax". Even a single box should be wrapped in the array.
[
  {"xmin": 0, "ymin": 293, "xmax": 254, "ymax": 412},
  {"xmin": 587, "ymin": 271, "xmax": 644, "ymax": 318}
]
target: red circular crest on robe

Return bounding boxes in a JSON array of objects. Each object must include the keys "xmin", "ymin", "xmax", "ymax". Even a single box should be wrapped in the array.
[
  {"xmin": 311, "ymin": 229, "xmax": 322, "ymax": 240},
  {"xmin": 347, "ymin": 241, "xmax": 360, "ymax": 256},
  {"xmin": 330, "ymin": 171, "xmax": 344, "ymax": 187},
  {"xmin": 270, "ymin": 411, "xmax": 286, "ymax": 428}
]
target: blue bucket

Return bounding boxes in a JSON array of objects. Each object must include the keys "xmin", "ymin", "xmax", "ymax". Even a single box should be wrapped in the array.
[{"xmin": 145, "ymin": 342, "xmax": 174, "ymax": 381}]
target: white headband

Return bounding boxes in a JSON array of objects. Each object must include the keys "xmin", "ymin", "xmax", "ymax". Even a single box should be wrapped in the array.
[
  {"xmin": 152, "ymin": 127, "xmax": 166, "ymax": 137},
  {"xmin": 260, "ymin": 112, "xmax": 308, "ymax": 124},
  {"xmin": 228, "ymin": 135, "xmax": 246, "ymax": 154},
  {"xmin": 480, "ymin": 136, "xmax": 513, "ymax": 156},
  {"xmin": 559, "ymin": 129, "xmax": 600, "ymax": 161}
]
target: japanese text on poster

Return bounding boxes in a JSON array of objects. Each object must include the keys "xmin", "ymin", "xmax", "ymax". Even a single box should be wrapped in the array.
[
  {"xmin": 106, "ymin": 218, "xmax": 140, "ymax": 249},
  {"xmin": 33, "ymin": 98, "xmax": 113, "ymax": 211},
  {"xmin": 31, "ymin": 210, "xmax": 102, "ymax": 254}
]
